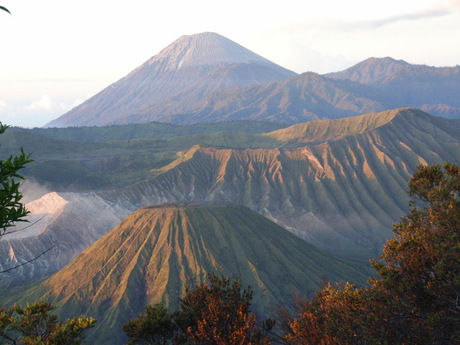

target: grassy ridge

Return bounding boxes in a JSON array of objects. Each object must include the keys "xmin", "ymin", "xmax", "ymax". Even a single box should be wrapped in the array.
[
  {"xmin": 24, "ymin": 120, "xmax": 287, "ymax": 142},
  {"xmin": 0, "ymin": 122, "xmax": 283, "ymax": 190}
]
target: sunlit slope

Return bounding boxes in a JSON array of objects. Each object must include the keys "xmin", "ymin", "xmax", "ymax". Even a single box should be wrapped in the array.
[
  {"xmin": 264, "ymin": 108, "xmax": 400, "ymax": 144},
  {"xmin": 14, "ymin": 203, "xmax": 370, "ymax": 345},
  {"xmin": 101, "ymin": 109, "xmax": 460, "ymax": 259}
]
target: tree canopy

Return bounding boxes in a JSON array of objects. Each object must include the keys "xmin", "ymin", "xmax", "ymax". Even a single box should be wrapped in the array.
[
  {"xmin": 284, "ymin": 162, "xmax": 460, "ymax": 344},
  {"xmin": 0, "ymin": 123, "xmax": 33, "ymax": 237},
  {"xmin": 124, "ymin": 274, "xmax": 273, "ymax": 345}
]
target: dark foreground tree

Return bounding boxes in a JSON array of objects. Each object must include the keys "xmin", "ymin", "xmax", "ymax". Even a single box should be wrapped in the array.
[
  {"xmin": 124, "ymin": 274, "xmax": 273, "ymax": 345},
  {"xmin": 285, "ymin": 163, "xmax": 460, "ymax": 345},
  {"xmin": 0, "ymin": 124, "xmax": 95, "ymax": 343},
  {"xmin": 0, "ymin": 301, "xmax": 95, "ymax": 345},
  {"xmin": 123, "ymin": 304, "xmax": 176, "ymax": 345},
  {"xmin": 0, "ymin": 123, "xmax": 33, "ymax": 237},
  {"xmin": 0, "ymin": 6, "xmax": 10, "ymax": 14}
]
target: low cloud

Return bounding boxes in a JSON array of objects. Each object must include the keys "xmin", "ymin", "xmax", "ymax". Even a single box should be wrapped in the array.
[
  {"xmin": 20, "ymin": 178, "xmax": 53, "ymax": 204},
  {"xmin": 25, "ymin": 95, "xmax": 54, "ymax": 111}
]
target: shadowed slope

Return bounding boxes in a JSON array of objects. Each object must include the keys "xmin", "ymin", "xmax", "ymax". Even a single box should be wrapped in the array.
[
  {"xmin": 12, "ymin": 203, "xmax": 371, "ymax": 345},
  {"xmin": 100, "ymin": 109, "xmax": 460, "ymax": 260}
]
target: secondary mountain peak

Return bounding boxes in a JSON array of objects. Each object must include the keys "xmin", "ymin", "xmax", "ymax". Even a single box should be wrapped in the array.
[{"xmin": 325, "ymin": 57, "xmax": 411, "ymax": 84}]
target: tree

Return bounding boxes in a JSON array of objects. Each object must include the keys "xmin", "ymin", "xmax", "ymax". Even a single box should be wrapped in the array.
[
  {"xmin": 123, "ymin": 304, "xmax": 177, "ymax": 345},
  {"xmin": 0, "ymin": 123, "xmax": 33, "ymax": 237},
  {"xmin": 284, "ymin": 163, "xmax": 460, "ymax": 345},
  {"xmin": 0, "ymin": 6, "xmax": 10, "ymax": 14},
  {"xmin": 0, "ymin": 124, "xmax": 95, "ymax": 343},
  {"xmin": 177, "ymin": 274, "xmax": 272, "ymax": 345},
  {"xmin": 372, "ymin": 162, "xmax": 460, "ymax": 343},
  {"xmin": 124, "ymin": 274, "xmax": 273, "ymax": 345},
  {"xmin": 0, "ymin": 301, "xmax": 95, "ymax": 345}
]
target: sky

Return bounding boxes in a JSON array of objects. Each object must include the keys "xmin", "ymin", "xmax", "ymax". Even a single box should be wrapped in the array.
[{"xmin": 1, "ymin": 0, "xmax": 459, "ymax": 128}]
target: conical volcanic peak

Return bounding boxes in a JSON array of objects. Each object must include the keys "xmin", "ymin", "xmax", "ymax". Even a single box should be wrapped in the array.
[
  {"xmin": 13, "ymin": 203, "xmax": 371, "ymax": 345},
  {"xmin": 148, "ymin": 32, "xmax": 281, "ymax": 71},
  {"xmin": 46, "ymin": 32, "xmax": 295, "ymax": 127}
]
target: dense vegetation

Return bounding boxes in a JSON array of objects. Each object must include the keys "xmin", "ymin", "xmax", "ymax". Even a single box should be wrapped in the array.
[
  {"xmin": 0, "ymin": 121, "xmax": 284, "ymax": 191},
  {"xmin": 123, "ymin": 275, "xmax": 273, "ymax": 345}
]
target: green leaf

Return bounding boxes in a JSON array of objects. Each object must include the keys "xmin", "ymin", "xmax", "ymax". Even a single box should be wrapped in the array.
[{"xmin": 0, "ymin": 6, "xmax": 10, "ymax": 14}]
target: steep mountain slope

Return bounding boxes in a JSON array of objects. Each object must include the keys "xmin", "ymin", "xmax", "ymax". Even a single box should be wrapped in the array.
[
  {"xmin": 99, "ymin": 109, "xmax": 460, "ymax": 260},
  {"xmin": 162, "ymin": 72, "xmax": 386, "ymax": 124},
  {"xmin": 12, "ymin": 203, "xmax": 371, "ymax": 345},
  {"xmin": 46, "ymin": 32, "xmax": 296, "ymax": 127},
  {"xmin": 326, "ymin": 57, "xmax": 460, "ymax": 117}
]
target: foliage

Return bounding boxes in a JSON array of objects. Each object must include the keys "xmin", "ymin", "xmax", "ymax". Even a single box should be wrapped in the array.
[
  {"xmin": 373, "ymin": 162, "xmax": 460, "ymax": 343},
  {"xmin": 176, "ymin": 274, "xmax": 272, "ymax": 345},
  {"xmin": 123, "ymin": 304, "xmax": 177, "ymax": 345},
  {"xmin": 0, "ymin": 6, "xmax": 10, "ymax": 14},
  {"xmin": 124, "ymin": 274, "xmax": 273, "ymax": 345},
  {"xmin": 0, "ymin": 301, "xmax": 95, "ymax": 345},
  {"xmin": 284, "ymin": 163, "xmax": 460, "ymax": 345},
  {"xmin": 0, "ymin": 123, "xmax": 33, "ymax": 237}
]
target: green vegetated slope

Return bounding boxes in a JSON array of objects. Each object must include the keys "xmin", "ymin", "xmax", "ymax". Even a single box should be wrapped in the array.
[
  {"xmin": 100, "ymin": 109, "xmax": 460, "ymax": 260},
  {"xmin": 9, "ymin": 203, "xmax": 371, "ymax": 345},
  {"xmin": 28, "ymin": 120, "xmax": 286, "ymax": 142},
  {"xmin": 1, "ymin": 121, "xmax": 284, "ymax": 190}
]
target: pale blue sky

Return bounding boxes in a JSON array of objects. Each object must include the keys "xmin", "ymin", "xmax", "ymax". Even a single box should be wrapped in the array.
[{"xmin": 1, "ymin": 0, "xmax": 459, "ymax": 127}]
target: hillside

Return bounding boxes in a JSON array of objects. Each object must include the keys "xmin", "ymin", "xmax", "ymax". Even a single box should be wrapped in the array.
[
  {"xmin": 10, "ymin": 203, "xmax": 372, "ymax": 345},
  {"xmin": 99, "ymin": 109, "xmax": 460, "ymax": 260},
  {"xmin": 161, "ymin": 72, "xmax": 386, "ymax": 124},
  {"xmin": 0, "ymin": 192, "xmax": 131, "ymax": 288},
  {"xmin": 2, "ymin": 109, "xmax": 459, "ymax": 287}
]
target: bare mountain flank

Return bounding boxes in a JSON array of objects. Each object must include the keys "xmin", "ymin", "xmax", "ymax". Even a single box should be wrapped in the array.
[
  {"xmin": 99, "ymin": 109, "xmax": 460, "ymax": 260},
  {"xmin": 10, "ymin": 203, "xmax": 371, "ymax": 345}
]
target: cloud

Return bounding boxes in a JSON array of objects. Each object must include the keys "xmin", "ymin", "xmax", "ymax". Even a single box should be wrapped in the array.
[
  {"xmin": 25, "ymin": 95, "xmax": 54, "ymax": 111},
  {"xmin": 346, "ymin": 1, "xmax": 459, "ymax": 30}
]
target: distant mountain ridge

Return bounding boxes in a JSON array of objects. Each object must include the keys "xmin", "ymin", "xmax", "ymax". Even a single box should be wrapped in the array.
[
  {"xmin": 326, "ymin": 57, "xmax": 460, "ymax": 116},
  {"xmin": 9, "ymin": 203, "xmax": 371, "ymax": 345},
  {"xmin": 325, "ymin": 57, "xmax": 460, "ymax": 85},
  {"xmin": 46, "ymin": 33, "xmax": 460, "ymax": 127}
]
